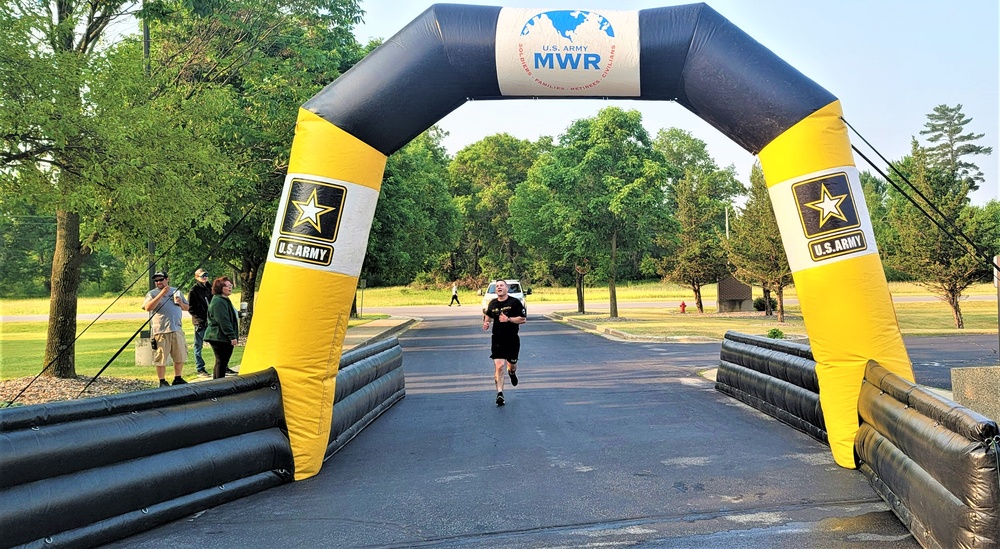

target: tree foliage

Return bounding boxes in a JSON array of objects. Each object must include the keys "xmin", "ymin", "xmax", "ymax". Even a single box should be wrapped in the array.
[
  {"xmin": 887, "ymin": 137, "xmax": 992, "ymax": 328},
  {"xmin": 918, "ymin": 103, "xmax": 992, "ymax": 192},
  {"xmin": 448, "ymin": 133, "xmax": 545, "ymax": 282},
  {"xmin": 651, "ymin": 129, "xmax": 741, "ymax": 313},
  {"xmin": 0, "ymin": 1, "xmax": 232, "ymax": 377},
  {"xmin": 511, "ymin": 108, "xmax": 671, "ymax": 316},
  {"xmin": 720, "ymin": 163, "xmax": 792, "ymax": 320},
  {"xmin": 141, "ymin": 0, "xmax": 366, "ymax": 333},
  {"xmin": 364, "ymin": 128, "xmax": 459, "ymax": 286}
]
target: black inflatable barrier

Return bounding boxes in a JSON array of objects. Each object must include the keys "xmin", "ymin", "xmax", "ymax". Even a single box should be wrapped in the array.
[
  {"xmin": 715, "ymin": 331, "xmax": 826, "ymax": 443},
  {"xmin": 0, "ymin": 369, "xmax": 294, "ymax": 549},
  {"xmin": 856, "ymin": 362, "xmax": 1000, "ymax": 549},
  {"xmin": 325, "ymin": 337, "xmax": 405, "ymax": 460}
]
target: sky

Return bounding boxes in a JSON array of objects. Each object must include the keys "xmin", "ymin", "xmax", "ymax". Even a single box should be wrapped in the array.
[{"xmin": 352, "ymin": 0, "xmax": 999, "ymax": 205}]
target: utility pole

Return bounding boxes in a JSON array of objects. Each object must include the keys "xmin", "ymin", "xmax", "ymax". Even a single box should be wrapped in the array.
[{"xmin": 144, "ymin": 12, "xmax": 154, "ymax": 290}]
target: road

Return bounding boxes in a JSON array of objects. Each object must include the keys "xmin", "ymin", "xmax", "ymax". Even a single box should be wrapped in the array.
[
  {"xmin": 376, "ymin": 302, "xmax": 1000, "ymax": 391},
  {"xmin": 108, "ymin": 307, "xmax": 919, "ymax": 548},
  {"xmin": 4, "ymin": 300, "xmax": 996, "ymax": 391}
]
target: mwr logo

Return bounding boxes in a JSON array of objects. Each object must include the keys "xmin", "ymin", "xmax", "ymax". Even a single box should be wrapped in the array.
[
  {"xmin": 517, "ymin": 10, "xmax": 618, "ymax": 92},
  {"xmin": 279, "ymin": 178, "xmax": 346, "ymax": 243},
  {"xmin": 792, "ymin": 172, "xmax": 861, "ymax": 238}
]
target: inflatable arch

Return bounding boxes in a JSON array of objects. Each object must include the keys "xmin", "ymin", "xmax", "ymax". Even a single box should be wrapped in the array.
[{"xmin": 240, "ymin": 3, "xmax": 915, "ymax": 479}]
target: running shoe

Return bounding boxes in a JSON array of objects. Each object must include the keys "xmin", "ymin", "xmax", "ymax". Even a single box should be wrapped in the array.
[
  {"xmin": 508, "ymin": 367, "xmax": 518, "ymax": 386},
  {"xmin": 496, "ymin": 392, "xmax": 505, "ymax": 406},
  {"xmin": 172, "ymin": 376, "xmax": 188, "ymax": 386},
  {"xmin": 159, "ymin": 379, "xmax": 170, "ymax": 388}
]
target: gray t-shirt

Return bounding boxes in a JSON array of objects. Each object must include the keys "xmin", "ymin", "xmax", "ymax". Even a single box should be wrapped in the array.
[{"xmin": 143, "ymin": 287, "xmax": 187, "ymax": 335}]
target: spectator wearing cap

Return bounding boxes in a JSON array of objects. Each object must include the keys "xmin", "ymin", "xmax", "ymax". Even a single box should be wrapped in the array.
[
  {"xmin": 142, "ymin": 271, "xmax": 190, "ymax": 387},
  {"xmin": 187, "ymin": 268, "xmax": 213, "ymax": 378}
]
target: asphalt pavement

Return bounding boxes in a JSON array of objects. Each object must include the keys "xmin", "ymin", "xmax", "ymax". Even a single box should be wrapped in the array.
[{"xmin": 105, "ymin": 306, "xmax": 933, "ymax": 548}]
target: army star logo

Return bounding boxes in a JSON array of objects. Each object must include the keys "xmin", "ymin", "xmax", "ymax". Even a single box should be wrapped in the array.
[
  {"xmin": 279, "ymin": 178, "xmax": 346, "ymax": 243},
  {"xmin": 291, "ymin": 188, "xmax": 336, "ymax": 233},
  {"xmin": 804, "ymin": 184, "xmax": 847, "ymax": 228},
  {"xmin": 792, "ymin": 172, "xmax": 860, "ymax": 239}
]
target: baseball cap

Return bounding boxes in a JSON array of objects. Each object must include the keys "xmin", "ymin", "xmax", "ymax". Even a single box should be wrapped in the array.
[{"xmin": 152, "ymin": 271, "xmax": 168, "ymax": 281}]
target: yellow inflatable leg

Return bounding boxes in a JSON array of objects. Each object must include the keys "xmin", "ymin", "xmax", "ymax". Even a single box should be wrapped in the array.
[
  {"xmin": 242, "ymin": 109, "xmax": 387, "ymax": 480},
  {"xmin": 759, "ymin": 101, "xmax": 913, "ymax": 468}
]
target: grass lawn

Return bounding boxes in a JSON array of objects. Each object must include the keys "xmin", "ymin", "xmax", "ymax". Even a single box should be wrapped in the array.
[
  {"xmin": 1, "ymin": 282, "xmax": 995, "ymax": 313},
  {"xmin": 0, "ymin": 316, "xmax": 386, "ymax": 381},
  {"xmin": 558, "ymin": 299, "xmax": 998, "ymax": 339},
  {"xmin": 1, "ymin": 281, "xmax": 995, "ymax": 381}
]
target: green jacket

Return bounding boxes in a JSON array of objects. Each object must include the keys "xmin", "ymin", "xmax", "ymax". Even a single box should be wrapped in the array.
[{"xmin": 204, "ymin": 295, "xmax": 239, "ymax": 342}]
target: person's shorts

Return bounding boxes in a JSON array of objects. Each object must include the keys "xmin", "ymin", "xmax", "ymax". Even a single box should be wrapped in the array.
[
  {"xmin": 153, "ymin": 331, "xmax": 188, "ymax": 366},
  {"xmin": 490, "ymin": 335, "xmax": 520, "ymax": 363}
]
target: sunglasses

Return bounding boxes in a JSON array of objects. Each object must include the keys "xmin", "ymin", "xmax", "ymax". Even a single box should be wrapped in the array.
[
  {"xmin": 153, "ymin": 278, "xmax": 166, "ymax": 282},
  {"xmin": 198, "ymin": 274, "xmax": 209, "ymax": 278}
]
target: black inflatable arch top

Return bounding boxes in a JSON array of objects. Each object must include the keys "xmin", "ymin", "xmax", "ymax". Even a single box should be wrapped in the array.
[{"xmin": 305, "ymin": 3, "xmax": 836, "ymax": 157}]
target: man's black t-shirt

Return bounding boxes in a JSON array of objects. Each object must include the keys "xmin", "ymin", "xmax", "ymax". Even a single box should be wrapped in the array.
[{"xmin": 484, "ymin": 297, "xmax": 525, "ymax": 337}]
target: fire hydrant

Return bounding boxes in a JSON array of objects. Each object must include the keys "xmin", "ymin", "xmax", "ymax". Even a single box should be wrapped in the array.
[{"xmin": 680, "ymin": 301, "xmax": 687, "ymax": 313}]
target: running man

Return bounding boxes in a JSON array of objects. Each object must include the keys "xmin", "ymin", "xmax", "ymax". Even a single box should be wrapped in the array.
[{"xmin": 482, "ymin": 279, "xmax": 526, "ymax": 406}]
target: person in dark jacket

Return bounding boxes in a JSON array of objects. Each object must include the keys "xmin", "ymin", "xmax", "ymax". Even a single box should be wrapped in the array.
[
  {"xmin": 187, "ymin": 268, "xmax": 213, "ymax": 377},
  {"xmin": 204, "ymin": 276, "xmax": 239, "ymax": 379}
]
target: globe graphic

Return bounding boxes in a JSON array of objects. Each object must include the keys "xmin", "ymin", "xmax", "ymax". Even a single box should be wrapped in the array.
[{"xmin": 520, "ymin": 10, "xmax": 615, "ymax": 42}]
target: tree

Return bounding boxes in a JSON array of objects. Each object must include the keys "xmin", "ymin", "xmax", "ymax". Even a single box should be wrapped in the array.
[
  {"xmin": 512, "ymin": 108, "xmax": 671, "ymax": 317},
  {"xmin": 449, "ymin": 134, "xmax": 544, "ymax": 282},
  {"xmin": 887, "ymin": 142, "xmax": 991, "ymax": 328},
  {"xmin": 720, "ymin": 163, "xmax": 792, "ymax": 321},
  {"xmin": 510, "ymin": 151, "xmax": 588, "ymax": 310},
  {"xmin": 919, "ymin": 104, "xmax": 992, "ymax": 193},
  {"xmin": 651, "ymin": 129, "xmax": 741, "ymax": 313},
  {"xmin": 0, "ymin": 2, "xmax": 231, "ymax": 377},
  {"xmin": 364, "ymin": 128, "xmax": 459, "ymax": 286},
  {"xmin": 143, "ymin": 0, "xmax": 366, "ymax": 334},
  {"xmin": 0, "ymin": 197, "xmax": 56, "ymax": 297},
  {"xmin": 655, "ymin": 170, "xmax": 730, "ymax": 313},
  {"xmin": 886, "ymin": 104, "xmax": 994, "ymax": 328}
]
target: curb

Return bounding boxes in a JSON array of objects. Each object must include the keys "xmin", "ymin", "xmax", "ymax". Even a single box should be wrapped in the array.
[
  {"xmin": 546, "ymin": 312, "xmax": 720, "ymax": 344},
  {"xmin": 349, "ymin": 317, "xmax": 420, "ymax": 349}
]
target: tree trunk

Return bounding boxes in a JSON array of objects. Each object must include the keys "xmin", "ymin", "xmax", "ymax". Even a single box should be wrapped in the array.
[
  {"xmin": 947, "ymin": 290, "xmax": 965, "ymax": 329},
  {"xmin": 43, "ymin": 210, "xmax": 89, "ymax": 378},
  {"xmin": 692, "ymin": 282, "xmax": 704, "ymax": 313},
  {"xmin": 609, "ymin": 230, "xmax": 618, "ymax": 318},
  {"xmin": 763, "ymin": 286, "xmax": 773, "ymax": 316},
  {"xmin": 776, "ymin": 284, "xmax": 785, "ymax": 323},
  {"xmin": 575, "ymin": 268, "xmax": 586, "ymax": 314},
  {"xmin": 351, "ymin": 294, "xmax": 358, "ymax": 318},
  {"xmin": 238, "ymin": 257, "xmax": 260, "ymax": 339}
]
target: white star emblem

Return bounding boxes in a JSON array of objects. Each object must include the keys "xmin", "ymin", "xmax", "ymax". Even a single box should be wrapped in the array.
[
  {"xmin": 805, "ymin": 184, "xmax": 847, "ymax": 227},
  {"xmin": 291, "ymin": 189, "xmax": 336, "ymax": 232}
]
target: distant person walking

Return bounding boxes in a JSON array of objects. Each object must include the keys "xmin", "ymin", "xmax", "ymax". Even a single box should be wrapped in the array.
[
  {"xmin": 142, "ymin": 271, "xmax": 190, "ymax": 387},
  {"xmin": 482, "ymin": 279, "xmax": 526, "ymax": 406},
  {"xmin": 449, "ymin": 282, "xmax": 461, "ymax": 307},
  {"xmin": 187, "ymin": 268, "xmax": 213, "ymax": 378},
  {"xmin": 204, "ymin": 276, "xmax": 240, "ymax": 379}
]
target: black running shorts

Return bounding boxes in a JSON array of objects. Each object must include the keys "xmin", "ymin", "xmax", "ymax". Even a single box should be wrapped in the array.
[{"xmin": 490, "ymin": 335, "xmax": 520, "ymax": 363}]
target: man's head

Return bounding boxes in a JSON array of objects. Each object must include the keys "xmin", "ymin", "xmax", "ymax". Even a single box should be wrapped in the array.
[
  {"xmin": 152, "ymin": 271, "xmax": 169, "ymax": 287},
  {"xmin": 495, "ymin": 279, "xmax": 508, "ymax": 299},
  {"xmin": 195, "ymin": 268, "xmax": 209, "ymax": 284}
]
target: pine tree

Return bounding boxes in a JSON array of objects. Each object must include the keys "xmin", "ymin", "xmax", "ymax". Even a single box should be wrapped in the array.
[
  {"xmin": 918, "ymin": 104, "xmax": 993, "ymax": 193},
  {"xmin": 721, "ymin": 163, "xmax": 792, "ymax": 321}
]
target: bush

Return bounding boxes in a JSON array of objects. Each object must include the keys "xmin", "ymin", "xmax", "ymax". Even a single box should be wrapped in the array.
[
  {"xmin": 753, "ymin": 296, "xmax": 777, "ymax": 311},
  {"xmin": 767, "ymin": 328, "xmax": 784, "ymax": 339}
]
